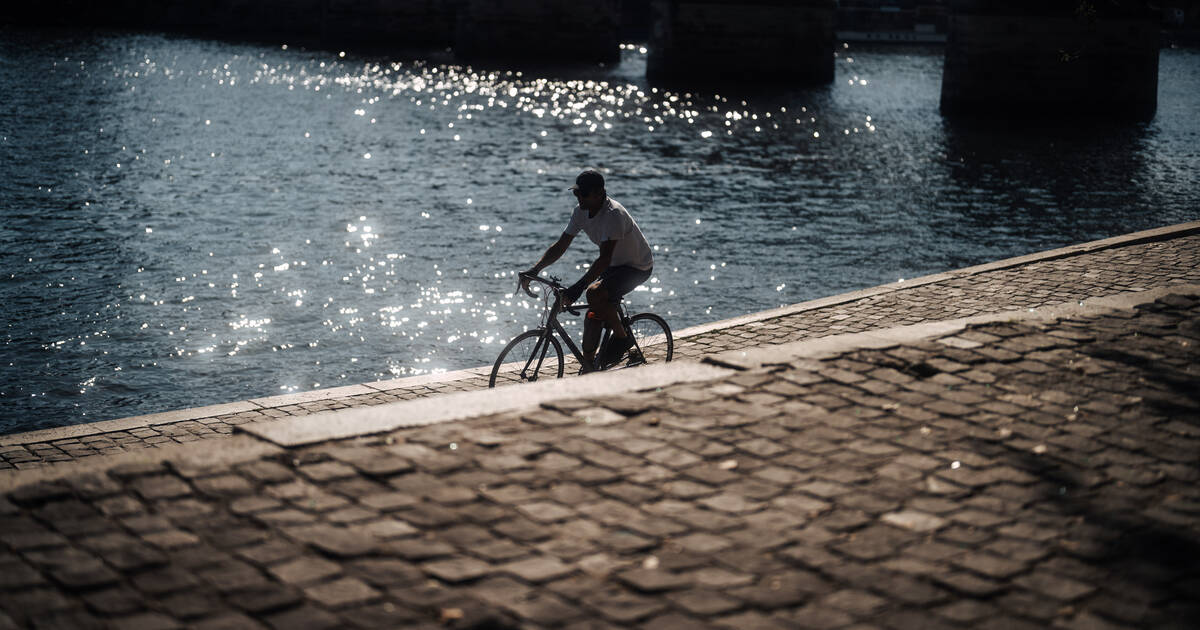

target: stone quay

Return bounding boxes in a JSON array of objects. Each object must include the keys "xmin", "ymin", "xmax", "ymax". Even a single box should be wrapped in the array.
[{"xmin": 1, "ymin": 221, "xmax": 1198, "ymax": 629}]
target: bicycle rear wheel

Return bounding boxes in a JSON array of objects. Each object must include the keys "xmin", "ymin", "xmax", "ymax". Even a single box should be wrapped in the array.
[
  {"xmin": 627, "ymin": 313, "xmax": 673, "ymax": 365},
  {"xmin": 489, "ymin": 329, "xmax": 564, "ymax": 388}
]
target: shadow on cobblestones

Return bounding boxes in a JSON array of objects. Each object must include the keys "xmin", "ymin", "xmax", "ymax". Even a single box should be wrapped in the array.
[
  {"xmin": 1003, "ymin": 441, "xmax": 1200, "ymax": 628},
  {"xmin": 968, "ymin": 298, "xmax": 1200, "ymax": 628}
]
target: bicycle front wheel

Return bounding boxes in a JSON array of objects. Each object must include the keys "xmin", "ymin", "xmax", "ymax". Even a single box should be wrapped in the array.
[
  {"xmin": 627, "ymin": 313, "xmax": 673, "ymax": 365},
  {"xmin": 488, "ymin": 329, "xmax": 564, "ymax": 388}
]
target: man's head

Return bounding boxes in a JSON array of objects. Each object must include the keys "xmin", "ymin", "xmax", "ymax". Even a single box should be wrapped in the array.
[{"xmin": 570, "ymin": 169, "xmax": 606, "ymax": 212}]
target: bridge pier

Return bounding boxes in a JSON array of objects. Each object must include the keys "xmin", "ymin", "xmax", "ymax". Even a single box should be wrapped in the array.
[
  {"xmin": 453, "ymin": 0, "xmax": 620, "ymax": 63},
  {"xmin": 940, "ymin": 0, "xmax": 1160, "ymax": 121},
  {"xmin": 647, "ymin": 0, "xmax": 836, "ymax": 83}
]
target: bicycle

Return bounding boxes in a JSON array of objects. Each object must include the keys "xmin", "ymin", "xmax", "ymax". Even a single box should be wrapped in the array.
[{"xmin": 488, "ymin": 272, "xmax": 673, "ymax": 388}]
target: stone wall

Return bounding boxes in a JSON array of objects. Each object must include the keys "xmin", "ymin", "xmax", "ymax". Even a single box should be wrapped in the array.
[
  {"xmin": 454, "ymin": 0, "xmax": 620, "ymax": 63},
  {"xmin": 326, "ymin": 0, "xmax": 458, "ymax": 49},
  {"xmin": 647, "ymin": 0, "xmax": 836, "ymax": 83},
  {"xmin": 940, "ymin": 0, "xmax": 1160, "ymax": 120}
]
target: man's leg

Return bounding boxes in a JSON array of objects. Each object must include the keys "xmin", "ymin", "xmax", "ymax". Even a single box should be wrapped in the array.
[
  {"xmin": 590, "ymin": 286, "xmax": 631, "ymax": 367},
  {"xmin": 581, "ymin": 283, "xmax": 621, "ymax": 367},
  {"xmin": 584, "ymin": 267, "xmax": 650, "ymax": 367},
  {"xmin": 581, "ymin": 311, "xmax": 604, "ymax": 366},
  {"xmin": 586, "ymin": 284, "xmax": 625, "ymax": 340}
]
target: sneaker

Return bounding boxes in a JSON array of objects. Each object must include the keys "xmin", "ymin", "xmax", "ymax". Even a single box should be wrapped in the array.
[{"xmin": 598, "ymin": 334, "xmax": 635, "ymax": 368}]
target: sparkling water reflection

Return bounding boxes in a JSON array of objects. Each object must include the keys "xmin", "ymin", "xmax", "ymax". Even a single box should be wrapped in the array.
[{"xmin": 1, "ymin": 31, "xmax": 1197, "ymax": 433}]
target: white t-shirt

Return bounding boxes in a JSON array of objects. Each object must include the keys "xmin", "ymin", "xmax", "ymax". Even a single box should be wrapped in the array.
[{"xmin": 564, "ymin": 197, "xmax": 654, "ymax": 271}]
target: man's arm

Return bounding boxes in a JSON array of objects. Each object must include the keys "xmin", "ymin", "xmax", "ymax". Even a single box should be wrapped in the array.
[
  {"xmin": 576, "ymin": 239, "xmax": 616, "ymax": 288},
  {"xmin": 527, "ymin": 232, "xmax": 574, "ymax": 275},
  {"xmin": 521, "ymin": 233, "xmax": 574, "ymax": 292},
  {"xmin": 562, "ymin": 240, "xmax": 616, "ymax": 304}
]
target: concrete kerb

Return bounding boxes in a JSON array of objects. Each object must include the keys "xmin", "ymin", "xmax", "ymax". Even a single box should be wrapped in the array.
[
  {"xmin": 0, "ymin": 400, "xmax": 262, "ymax": 448},
  {"xmin": 0, "ymin": 435, "xmax": 282, "ymax": 493},
  {"xmin": 1, "ymin": 219, "xmax": 1197, "ymax": 449},
  {"xmin": 671, "ymin": 219, "xmax": 1200, "ymax": 340},
  {"xmin": 705, "ymin": 283, "xmax": 1200, "ymax": 371},
  {"xmin": 237, "ymin": 361, "xmax": 736, "ymax": 448},
  {"xmin": 0, "ymin": 363, "xmax": 496, "ymax": 448}
]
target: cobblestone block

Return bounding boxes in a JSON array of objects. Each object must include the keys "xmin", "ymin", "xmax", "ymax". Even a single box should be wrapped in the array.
[
  {"xmin": 80, "ymin": 586, "xmax": 145, "ymax": 616},
  {"xmin": 0, "ymin": 561, "xmax": 47, "ymax": 590},
  {"xmin": 264, "ymin": 604, "xmax": 342, "ymax": 630},
  {"xmin": 197, "ymin": 560, "xmax": 270, "ymax": 593},
  {"xmin": 930, "ymin": 571, "xmax": 1005, "ymax": 597},
  {"xmin": 500, "ymin": 555, "xmax": 574, "ymax": 583},
  {"xmin": 297, "ymin": 461, "xmax": 359, "ymax": 482},
  {"xmin": 129, "ymin": 475, "xmax": 192, "ymax": 501},
  {"xmin": 1012, "ymin": 570, "xmax": 1095, "ymax": 601},
  {"xmin": 62, "ymin": 474, "xmax": 124, "ymax": 499},
  {"xmin": 303, "ymin": 576, "xmax": 381, "ymax": 608},
  {"xmin": 516, "ymin": 501, "xmax": 576, "ymax": 523},
  {"xmin": 229, "ymin": 496, "xmax": 282, "ymax": 515},
  {"xmin": 99, "ymin": 543, "xmax": 168, "ymax": 571},
  {"xmin": 699, "ymin": 493, "xmax": 764, "ymax": 514},
  {"xmin": 192, "ymin": 475, "xmax": 255, "ymax": 496},
  {"xmin": 130, "ymin": 567, "xmax": 200, "ymax": 596},
  {"xmin": 379, "ymin": 537, "xmax": 456, "ymax": 561},
  {"xmin": 580, "ymin": 586, "xmax": 666, "ymax": 624},
  {"xmin": 881, "ymin": 510, "xmax": 947, "ymax": 533},
  {"xmin": 237, "ymin": 461, "xmax": 295, "ymax": 483},
  {"xmin": 422, "ymin": 557, "xmax": 493, "ymax": 583},
  {"xmin": 268, "ymin": 555, "xmax": 341, "ymax": 585},
  {"xmin": 7, "ymin": 481, "xmax": 72, "ymax": 506}
]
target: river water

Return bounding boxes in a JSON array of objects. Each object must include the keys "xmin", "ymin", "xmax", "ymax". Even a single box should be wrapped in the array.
[{"xmin": 1, "ymin": 29, "xmax": 1197, "ymax": 434}]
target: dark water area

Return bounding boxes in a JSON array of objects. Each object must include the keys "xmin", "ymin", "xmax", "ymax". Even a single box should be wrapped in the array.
[{"xmin": 1, "ymin": 29, "xmax": 1198, "ymax": 434}]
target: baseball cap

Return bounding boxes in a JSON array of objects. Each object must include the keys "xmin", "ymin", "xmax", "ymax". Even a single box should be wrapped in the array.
[{"xmin": 569, "ymin": 169, "xmax": 605, "ymax": 194}]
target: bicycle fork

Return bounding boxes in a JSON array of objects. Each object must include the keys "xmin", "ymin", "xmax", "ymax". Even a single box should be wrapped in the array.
[{"xmin": 521, "ymin": 331, "xmax": 554, "ymax": 381}]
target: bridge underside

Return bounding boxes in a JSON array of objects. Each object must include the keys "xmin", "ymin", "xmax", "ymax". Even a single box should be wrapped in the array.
[
  {"xmin": 646, "ymin": 0, "xmax": 836, "ymax": 84},
  {"xmin": 7, "ymin": 0, "xmax": 1166, "ymax": 118},
  {"xmin": 940, "ymin": 1, "xmax": 1160, "ymax": 121}
]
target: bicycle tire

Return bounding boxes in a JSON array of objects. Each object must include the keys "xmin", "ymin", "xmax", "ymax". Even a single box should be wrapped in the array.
[
  {"xmin": 488, "ymin": 329, "xmax": 564, "ymax": 388},
  {"xmin": 627, "ymin": 313, "xmax": 673, "ymax": 365}
]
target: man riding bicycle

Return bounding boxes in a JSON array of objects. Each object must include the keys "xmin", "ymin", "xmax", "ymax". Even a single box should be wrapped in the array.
[{"xmin": 521, "ymin": 169, "xmax": 654, "ymax": 370}]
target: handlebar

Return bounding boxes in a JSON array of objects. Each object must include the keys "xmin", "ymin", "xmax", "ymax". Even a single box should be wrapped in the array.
[
  {"xmin": 517, "ymin": 272, "xmax": 562, "ymax": 297},
  {"xmin": 517, "ymin": 272, "xmax": 583, "ymax": 315}
]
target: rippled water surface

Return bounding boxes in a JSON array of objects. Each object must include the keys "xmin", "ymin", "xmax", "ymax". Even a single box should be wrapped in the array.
[{"xmin": 2, "ymin": 30, "xmax": 1198, "ymax": 433}]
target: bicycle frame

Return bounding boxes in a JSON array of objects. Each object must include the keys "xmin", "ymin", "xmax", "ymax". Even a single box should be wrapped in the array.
[
  {"xmin": 517, "ymin": 275, "xmax": 643, "ymax": 375},
  {"xmin": 546, "ymin": 304, "xmax": 588, "ymax": 366}
]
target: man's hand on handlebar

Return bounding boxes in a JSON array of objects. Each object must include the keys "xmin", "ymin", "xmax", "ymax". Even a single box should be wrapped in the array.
[
  {"xmin": 562, "ymin": 280, "xmax": 586, "ymax": 307},
  {"xmin": 518, "ymin": 270, "xmax": 538, "ymax": 298},
  {"xmin": 517, "ymin": 271, "xmax": 580, "ymax": 309}
]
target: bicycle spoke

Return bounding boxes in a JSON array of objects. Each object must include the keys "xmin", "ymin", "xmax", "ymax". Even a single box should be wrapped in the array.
[
  {"xmin": 489, "ymin": 329, "xmax": 564, "ymax": 387},
  {"xmin": 628, "ymin": 313, "xmax": 673, "ymax": 365}
]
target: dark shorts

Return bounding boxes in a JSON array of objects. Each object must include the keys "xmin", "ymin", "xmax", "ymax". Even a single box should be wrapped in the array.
[{"xmin": 593, "ymin": 265, "xmax": 652, "ymax": 303}]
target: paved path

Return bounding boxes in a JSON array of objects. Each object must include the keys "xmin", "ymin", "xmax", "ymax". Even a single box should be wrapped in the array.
[
  {"xmin": 0, "ymin": 280, "xmax": 1196, "ymax": 628},
  {"xmin": 3, "ymin": 224, "xmax": 1198, "ymax": 469}
]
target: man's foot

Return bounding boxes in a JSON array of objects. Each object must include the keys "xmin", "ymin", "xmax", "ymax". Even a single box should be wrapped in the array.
[{"xmin": 598, "ymin": 335, "xmax": 634, "ymax": 368}]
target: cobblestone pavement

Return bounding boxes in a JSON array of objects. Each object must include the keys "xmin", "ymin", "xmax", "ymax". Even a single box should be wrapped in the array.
[
  {"xmin": 2, "ymin": 231, "xmax": 1197, "ymax": 469},
  {"xmin": 1, "ymin": 287, "xmax": 1196, "ymax": 629}
]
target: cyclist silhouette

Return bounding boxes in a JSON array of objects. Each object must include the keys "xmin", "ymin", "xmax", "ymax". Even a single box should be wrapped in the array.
[{"xmin": 521, "ymin": 170, "xmax": 654, "ymax": 369}]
